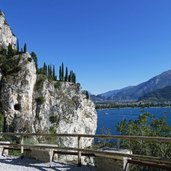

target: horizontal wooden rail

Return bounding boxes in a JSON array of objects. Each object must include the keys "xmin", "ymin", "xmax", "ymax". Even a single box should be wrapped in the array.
[
  {"xmin": 0, "ymin": 132, "xmax": 171, "ymax": 169},
  {"xmin": 0, "ymin": 142, "xmax": 171, "ymax": 166},
  {"xmin": 0, "ymin": 132, "xmax": 171, "ymax": 142},
  {"xmin": 127, "ymin": 159, "xmax": 171, "ymax": 170}
]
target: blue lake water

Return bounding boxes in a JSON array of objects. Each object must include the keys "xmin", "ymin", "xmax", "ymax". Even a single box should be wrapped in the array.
[{"xmin": 96, "ymin": 107, "xmax": 171, "ymax": 134}]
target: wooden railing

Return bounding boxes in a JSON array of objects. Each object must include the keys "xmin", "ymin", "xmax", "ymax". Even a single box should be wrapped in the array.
[{"xmin": 0, "ymin": 133, "xmax": 171, "ymax": 169}]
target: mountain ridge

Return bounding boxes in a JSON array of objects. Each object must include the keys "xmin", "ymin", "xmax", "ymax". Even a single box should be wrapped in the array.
[
  {"xmin": 92, "ymin": 69, "xmax": 171, "ymax": 102},
  {"xmin": 139, "ymin": 85, "xmax": 171, "ymax": 103}
]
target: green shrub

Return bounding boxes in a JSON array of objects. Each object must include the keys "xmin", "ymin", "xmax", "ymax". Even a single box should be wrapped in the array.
[
  {"xmin": 8, "ymin": 150, "xmax": 21, "ymax": 156},
  {"xmin": 49, "ymin": 126, "xmax": 56, "ymax": 134},
  {"xmin": 1, "ymin": 56, "xmax": 21, "ymax": 76},
  {"xmin": 35, "ymin": 96, "xmax": 45, "ymax": 105},
  {"xmin": 54, "ymin": 81, "xmax": 61, "ymax": 89},
  {"xmin": 34, "ymin": 75, "xmax": 46, "ymax": 90},
  {"xmin": 49, "ymin": 115, "xmax": 59, "ymax": 124}
]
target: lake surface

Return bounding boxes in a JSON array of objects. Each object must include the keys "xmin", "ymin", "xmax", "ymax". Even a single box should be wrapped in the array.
[{"xmin": 96, "ymin": 107, "xmax": 171, "ymax": 134}]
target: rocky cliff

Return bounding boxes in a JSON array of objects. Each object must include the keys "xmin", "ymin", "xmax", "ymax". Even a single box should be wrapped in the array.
[
  {"xmin": 1, "ymin": 53, "xmax": 37, "ymax": 132},
  {"xmin": 0, "ymin": 11, "xmax": 97, "ymax": 162},
  {"xmin": 0, "ymin": 11, "xmax": 16, "ymax": 49}
]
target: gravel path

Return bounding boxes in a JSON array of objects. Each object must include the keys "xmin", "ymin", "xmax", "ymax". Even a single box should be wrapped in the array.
[{"xmin": 0, "ymin": 156, "xmax": 96, "ymax": 171}]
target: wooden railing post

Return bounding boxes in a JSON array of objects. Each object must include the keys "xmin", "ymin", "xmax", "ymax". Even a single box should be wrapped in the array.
[
  {"xmin": 117, "ymin": 139, "xmax": 120, "ymax": 149},
  {"xmin": 78, "ymin": 135, "xmax": 82, "ymax": 167},
  {"xmin": 21, "ymin": 135, "xmax": 24, "ymax": 155}
]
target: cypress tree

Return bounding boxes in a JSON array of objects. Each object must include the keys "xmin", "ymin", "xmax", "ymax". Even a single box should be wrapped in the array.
[
  {"xmin": 85, "ymin": 91, "xmax": 89, "ymax": 99},
  {"xmin": 47, "ymin": 65, "xmax": 52, "ymax": 79},
  {"xmin": 65, "ymin": 67, "xmax": 68, "ymax": 82},
  {"xmin": 38, "ymin": 67, "xmax": 43, "ymax": 74},
  {"xmin": 47, "ymin": 65, "xmax": 49, "ymax": 76},
  {"xmin": 61, "ymin": 63, "xmax": 64, "ymax": 81},
  {"xmin": 43, "ymin": 63, "xmax": 47, "ymax": 76},
  {"xmin": 7, "ymin": 43, "xmax": 13, "ymax": 57},
  {"xmin": 53, "ymin": 65, "xmax": 56, "ymax": 80},
  {"xmin": 17, "ymin": 39, "xmax": 19, "ymax": 53},
  {"xmin": 69, "ymin": 70, "xmax": 73, "ymax": 82},
  {"xmin": 68, "ymin": 74, "xmax": 71, "ymax": 82},
  {"xmin": 30, "ymin": 51, "xmax": 38, "ymax": 70},
  {"xmin": 73, "ymin": 73, "xmax": 76, "ymax": 83},
  {"xmin": 49, "ymin": 65, "xmax": 52, "ymax": 78},
  {"xmin": 24, "ymin": 43, "xmax": 27, "ymax": 53},
  {"xmin": 59, "ymin": 66, "xmax": 62, "ymax": 81}
]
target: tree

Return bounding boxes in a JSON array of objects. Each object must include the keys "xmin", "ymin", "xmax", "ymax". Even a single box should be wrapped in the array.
[
  {"xmin": 72, "ymin": 72, "xmax": 76, "ymax": 83},
  {"xmin": 7, "ymin": 43, "xmax": 13, "ymax": 57},
  {"xmin": 43, "ymin": 62, "xmax": 47, "ymax": 76},
  {"xmin": 117, "ymin": 113, "xmax": 171, "ymax": 160},
  {"xmin": 47, "ymin": 65, "xmax": 52, "ymax": 79},
  {"xmin": 53, "ymin": 65, "xmax": 57, "ymax": 80},
  {"xmin": 24, "ymin": 43, "xmax": 27, "ymax": 53},
  {"xmin": 61, "ymin": 63, "xmax": 64, "ymax": 81},
  {"xmin": 84, "ymin": 90, "xmax": 89, "ymax": 99},
  {"xmin": 68, "ymin": 70, "xmax": 76, "ymax": 83},
  {"xmin": 69, "ymin": 70, "xmax": 73, "ymax": 82},
  {"xmin": 17, "ymin": 39, "xmax": 20, "ymax": 53},
  {"xmin": 30, "ymin": 51, "xmax": 38, "ymax": 70},
  {"xmin": 64, "ymin": 67, "xmax": 68, "ymax": 82},
  {"xmin": 59, "ymin": 66, "xmax": 62, "ymax": 81}
]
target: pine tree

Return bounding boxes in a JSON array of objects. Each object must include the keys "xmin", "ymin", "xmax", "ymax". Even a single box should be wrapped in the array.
[
  {"xmin": 65, "ymin": 67, "xmax": 68, "ymax": 82},
  {"xmin": 24, "ymin": 43, "xmax": 27, "ymax": 53}
]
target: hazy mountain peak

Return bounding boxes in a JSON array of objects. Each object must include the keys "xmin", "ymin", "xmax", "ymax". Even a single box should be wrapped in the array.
[{"xmin": 92, "ymin": 69, "xmax": 171, "ymax": 102}]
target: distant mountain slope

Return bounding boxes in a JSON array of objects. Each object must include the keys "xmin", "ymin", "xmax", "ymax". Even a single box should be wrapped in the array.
[
  {"xmin": 139, "ymin": 86, "xmax": 171, "ymax": 102},
  {"xmin": 99, "ymin": 86, "xmax": 133, "ymax": 99},
  {"xmin": 93, "ymin": 69, "xmax": 171, "ymax": 102}
]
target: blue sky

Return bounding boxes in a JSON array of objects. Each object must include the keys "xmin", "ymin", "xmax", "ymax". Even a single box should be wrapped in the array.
[{"xmin": 1, "ymin": 0, "xmax": 171, "ymax": 94}]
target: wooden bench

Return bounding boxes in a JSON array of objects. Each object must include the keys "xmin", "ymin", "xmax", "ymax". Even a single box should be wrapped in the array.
[{"xmin": 124, "ymin": 159, "xmax": 171, "ymax": 171}]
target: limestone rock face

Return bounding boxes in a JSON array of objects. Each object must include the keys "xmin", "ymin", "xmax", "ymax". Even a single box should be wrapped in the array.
[
  {"xmin": 33, "ymin": 80, "xmax": 97, "ymax": 141},
  {"xmin": 0, "ymin": 57, "xmax": 97, "ymax": 152},
  {"xmin": 0, "ymin": 52, "xmax": 97, "ymax": 150},
  {"xmin": 32, "ymin": 79, "xmax": 97, "ymax": 162},
  {"xmin": 0, "ymin": 11, "xmax": 16, "ymax": 49},
  {"xmin": 1, "ymin": 53, "xmax": 37, "ymax": 132}
]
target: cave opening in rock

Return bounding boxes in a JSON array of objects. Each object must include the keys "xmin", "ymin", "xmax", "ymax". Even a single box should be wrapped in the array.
[{"xmin": 14, "ymin": 104, "xmax": 21, "ymax": 111}]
